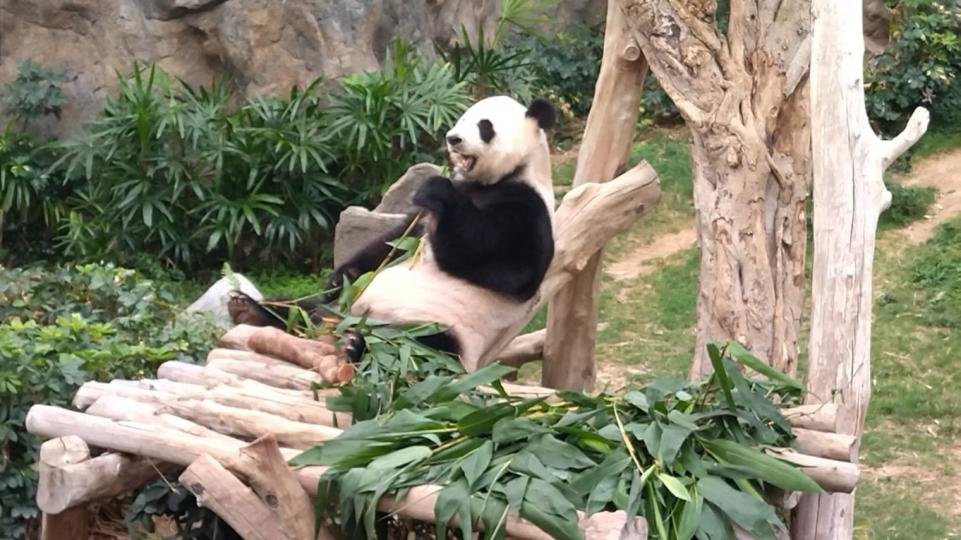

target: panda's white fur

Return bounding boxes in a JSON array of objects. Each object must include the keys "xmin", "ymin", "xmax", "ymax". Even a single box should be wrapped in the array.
[{"xmin": 350, "ymin": 96, "xmax": 555, "ymax": 370}]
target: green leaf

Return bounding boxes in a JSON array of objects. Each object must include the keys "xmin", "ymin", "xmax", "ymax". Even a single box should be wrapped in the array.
[
  {"xmin": 657, "ymin": 472, "xmax": 692, "ymax": 501},
  {"xmin": 460, "ymin": 440, "xmax": 493, "ymax": 489},
  {"xmin": 624, "ymin": 390, "xmax": 650, "ymax": 412},
  {"xmin": 524, "ymin": 434, "xmax": 596, "ymax": 470},
  {"xmin": 725, "ymin": 341, "xmax": 804, "ymax": 391},
  {"xmin": 697, "ymin": 476, "xmax": 780, "ymax": 540},
  {"xmin": 435, "ymin": 363, "xmax": 515, "ymax": 401},
  {"xmin": 675, "ymin": 492, "xmax": 702, "ymax": 540},
  {"xmin": 457, "ymin": 403, "xmax": 514, "ymax": 437},
  {"xmin": 706, "ymin": 342, "xmax": 736, "ymax": 411},
  {"xmin": 585, "ymin": 474, "xmax": 619, "ymax": 514},
  {"xmin": 571, "ymin": 450, "xmax": 630, "ymax": 496},
  {"xmin": 492, "ymin": 416, "xmax": 549, "ymax": 444},
  {"xmin": 435, "ymin": 479, "xmax": 471, "ymax": 540},
  {"xmin": 367, "ymin": 445, "xmax": 431, "ymax": 471},
  {"xmin": 431, "ymin": 438, "xmax": 485, "ymax": 463},
  {"xmin": 659, "ymin": 423, "xmax": 693, "ymax": 467},
  {"xmin": 509, "ymin": 451, "xmax": 556, "ymax": 482},
  {"xmin": 696, "ymin": 501, "xmax": 736, "ymax": 540},
  {"xmin": 700, "ymin": 439, "xmax": 823, "ymax": 492},
  {"xmin": 504, "ymin": 475, "xmax": 529, "ymax": 511},
  {"xmin": 520, "ymin": 500, "xmax": 584, "ymax": 540}
]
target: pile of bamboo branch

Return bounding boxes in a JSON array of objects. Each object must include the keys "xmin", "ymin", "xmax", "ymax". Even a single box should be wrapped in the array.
[{"xmin": 27, "ymin": 330, "xmax": 859, "ymax": 539}]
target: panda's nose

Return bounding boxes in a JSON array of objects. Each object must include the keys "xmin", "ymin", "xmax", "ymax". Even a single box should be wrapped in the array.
[{"xmin": 446, "ymin": 135, "xmax": 462, "ymax": 146}]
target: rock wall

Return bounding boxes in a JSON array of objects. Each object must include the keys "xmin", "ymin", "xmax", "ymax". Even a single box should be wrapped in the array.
[{"xmin": 0, "ymin": 0, "xmax": 605, "ymax": 136}]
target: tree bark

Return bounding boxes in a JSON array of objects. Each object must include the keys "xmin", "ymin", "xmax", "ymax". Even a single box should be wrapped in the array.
[
  {"xmin": 618, "ymin": 0, "xmax": 812, "ymax": 379},
  {"xmin": 542, "ymin": 0, "xmax": 649, "ymax": 391},
  {"xmin": 791, "ymin": 0, "xmax": 929, "ymax": 537}
]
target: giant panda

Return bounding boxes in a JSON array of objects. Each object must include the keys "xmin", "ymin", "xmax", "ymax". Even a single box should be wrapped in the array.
[{"xmin": 229, "ymin": 95, "xmax": 556, "ymax": 370}]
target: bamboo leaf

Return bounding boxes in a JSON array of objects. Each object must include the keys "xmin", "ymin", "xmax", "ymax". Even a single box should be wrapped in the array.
[
  {"xmin": 460, "ymin": 440, "xmax": 493, "ymax": 489},
  {"xmin": 658, "ymin": 472, "xmax": 692, "ymax": 501},
  {"xmin": 725, "ymin": 341, "xmax": 804, "ymax": 391},
  {"xmin": 700, "ymin": 439, "xmax": 823, "ymax": 492},
  {"xmin": 706, "ymin": 342, "xmax": 736, "ymax": 411}
]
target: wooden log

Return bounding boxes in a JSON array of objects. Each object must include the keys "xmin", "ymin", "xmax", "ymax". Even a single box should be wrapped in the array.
[
  {"xmin": 207, "ymin": 347, "xmax": 291, "ymax": 365},
  {"xmin": 158, "ymin": 361, "xmax": 339, "ymax": 399},
  {"xmin": 40, "ymin": 507, "xmax": 88, "ymax": 540},
  {"xmin": 77, "ymin": 376, "xmax": 349, "ymax": 427},
  {"xmin": 218, "ymin": 325, "xmax": 354, "ymax": 384},
  {"xmin": 227, "ymin": 434, "xmax": 323, "ymax": 540},
  {"xmin": 792, "ymin": 428, "xmax": 857, "ymax": 463},
  {"xmin": 37, "ymin": 435, "xmax": 176, "ymax": 513},
  {"xmin": 207, "ymin": 357, "xmax": 325, "ymax": 391},
  {"xmin": 87, "ymin": 394, "xmax": 341, "ymax": 449},
  {"xmin": 543, "ymin": 0, "xmax": 650, "ymax": 391},
  {"xmin": 180, "ymin": 454, "xmax": 287, "ymax": 540},
  {"xmin": 495, "ymin": 329, "xmax": 546, "ymax": 367},
  {"xmin": 158, "ymin": 359, "xmax": 248, "ymax": 386},
  {"xmin": 780, "ymin": 403, "xmax": 839, "ymax": 433},
  {"xmin": 765, "ymin": 449, "xmax": 859, "ymax": 494}
]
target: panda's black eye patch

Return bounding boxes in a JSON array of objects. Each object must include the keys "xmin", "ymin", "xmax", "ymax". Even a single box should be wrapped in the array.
[{"xmin": 478, "ymin": 119, "xmax": 495, "ymax": 143}]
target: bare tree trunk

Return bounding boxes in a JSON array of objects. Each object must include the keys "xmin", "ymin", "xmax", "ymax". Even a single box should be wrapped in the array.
[
  {"xmin": 542, "ymin": 0, "xmax": 648, "ymax": 391},
  {"xmin": 791, "ymin": 0, "xmax": 929, "ymax": 537},
  {"xmin": 618, "ymin": 0, "xmax": 812, "ymax": 379}
]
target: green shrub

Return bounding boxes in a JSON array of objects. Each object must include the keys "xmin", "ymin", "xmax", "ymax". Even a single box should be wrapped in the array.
[
  {"xmin": 0, "ymin": 263, "xmax": 220, "ymax": 538},
  {"xmin": 0, "ymin": 129, "xmax": 66, "ymax": 261},
  {"xmin": 1, "ymin": 60, "xmax": 68, "ymax": 125},
  {"xmin": 912, "ymin": 218, "xmax": 961, "ymax": 328},
  {"xmin": 507, "ymin": 23, "xmax": 604, "ymax": 117},
  {"xmin": 328, "ymin": 39, "xmax": 470, "ymax": 198},
  {"xmin": 865, "ymin": 0, "xmax": 961, "ymax": 133},
  {"xmin": 880, "ymin": 180, "xmax": 937, "ymax": 229},
  {"xmin": 55, "ymin": 56, "xmax": 468, "ymax": 271}
]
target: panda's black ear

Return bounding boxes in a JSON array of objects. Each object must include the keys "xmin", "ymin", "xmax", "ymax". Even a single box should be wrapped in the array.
[{"xmin": 526, "ymin": 98, "xmax": 556, "ymax": 130}]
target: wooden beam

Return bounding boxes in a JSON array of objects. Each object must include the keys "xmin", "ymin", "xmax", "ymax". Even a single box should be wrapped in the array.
[
  {"xmin": 495, "ymin": 329, "xmax": 546, "ymax": 367},
  {"xmin": 542, "ymin": 0, "xmax": 649, "ymax": 391}
]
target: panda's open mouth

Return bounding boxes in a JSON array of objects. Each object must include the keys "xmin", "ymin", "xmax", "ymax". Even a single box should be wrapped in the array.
[{"xmin": 450, "ymin": 152, "xmax": 477, "ymax": 173}]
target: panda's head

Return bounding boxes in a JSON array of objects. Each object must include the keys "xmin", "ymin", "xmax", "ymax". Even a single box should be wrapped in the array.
[{"xmin": 445, "ymin": 96, "xmax": 555, "ymax": 184}]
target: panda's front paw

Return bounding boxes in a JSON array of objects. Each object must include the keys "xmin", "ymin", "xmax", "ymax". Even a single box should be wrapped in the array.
[{"xmin": 413, "ymin": 176, "xmax": 455, "ymax": 214}]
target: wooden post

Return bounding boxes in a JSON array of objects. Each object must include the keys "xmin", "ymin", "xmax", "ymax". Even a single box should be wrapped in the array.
[
  {"xmin": 40, "ymin": 508, "xmax": 89, "ymax": 540},
  {"xmin": 791, "ymin": 1, "xmax": 929, "ymax": 538},
  {"xmin": 38, "ymin": 436, "xmax": 91, "ymax": 540},
  {"xmin": 542, "ymin": 0, "xmax": 649, "ymax": 391}
]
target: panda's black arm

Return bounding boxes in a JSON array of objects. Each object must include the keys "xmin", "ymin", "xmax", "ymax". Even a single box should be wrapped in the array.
[{"xmin": 323, "ymin": 214, "xmax": 425, "ymax": 299}]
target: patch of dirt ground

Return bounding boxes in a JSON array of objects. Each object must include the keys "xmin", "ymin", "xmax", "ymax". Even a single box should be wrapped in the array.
[
  {"xmin": 605, "ymin": 228, "xmax": 697, "ymax": 281},
  {"xmin": 895, "ymin": 149, "xmax": 961, "ymax": 244}
]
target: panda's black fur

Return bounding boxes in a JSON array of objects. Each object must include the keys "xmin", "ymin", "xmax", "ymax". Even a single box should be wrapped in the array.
[{"xmin": 229, "ymin": 97, "xmax": 556, "ymax": 361}]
